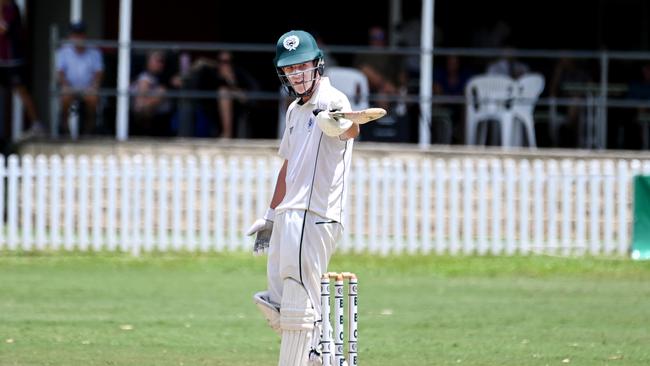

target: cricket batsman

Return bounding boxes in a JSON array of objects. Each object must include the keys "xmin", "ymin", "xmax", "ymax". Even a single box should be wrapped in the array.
[{"xmin": 246, "ymin": 30, "xmax": 359, "ymax": 366}]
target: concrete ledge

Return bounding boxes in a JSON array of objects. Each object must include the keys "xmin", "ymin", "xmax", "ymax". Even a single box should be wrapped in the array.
[{"xmin": 14, "ymin": 137, "xmax": 650, "ymax": 161}]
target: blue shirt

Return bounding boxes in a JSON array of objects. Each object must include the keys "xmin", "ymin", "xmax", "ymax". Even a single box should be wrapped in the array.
[{"xmin": 56, "ymin": 44, "xmax": 104, "ymax": 89}]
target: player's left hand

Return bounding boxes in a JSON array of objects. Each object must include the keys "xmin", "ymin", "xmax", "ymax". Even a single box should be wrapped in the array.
[
  {"xmin": 246, "ymin": 208, "xmax": 275, "ymax": 256},
  {"xmin": 315, "ymin": 108, "xmax": 352, "ymax": 137}
]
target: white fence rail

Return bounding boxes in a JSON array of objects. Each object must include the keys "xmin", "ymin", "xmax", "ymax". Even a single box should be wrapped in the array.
[{"xmin": 1, "ymin": 154, "xmax": 648, "ymax": 256}]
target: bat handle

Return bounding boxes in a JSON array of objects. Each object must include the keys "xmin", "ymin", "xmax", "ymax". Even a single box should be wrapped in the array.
[{"xmin": 312, "ymin": 109, "xmax": 323, "ymax": 116}]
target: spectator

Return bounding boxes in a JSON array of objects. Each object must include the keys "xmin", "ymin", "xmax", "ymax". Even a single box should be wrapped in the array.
[
  {"xmin": 354, "ymin": 26, "xmax": 407, "ymax": 111},
  {"xmin": 181, "ymin": 50, "xmax": 259, "ymax": 138},
  {"xmin": 486, "ymin": 48, "xmax": 530, "ymax": 79},
  {"xmin": 548, "ymin": 57, "xmax": 593, "ymax": 147},
  {"xmin": 626, "ymin": 63, "xmax": 650, "ymax": 103},
  {"xmin": 130, "ymin": 50, "xmax": 174, "ymax": 136},
  {"xmin": 55, "ymin": 21, "xmax": 103, "ymax": 135},
  {"xmin": 626, "ymin": 62, "xmax": 650, "ymax": 148},
  {"xmin": 433, "ymin": 55, "xmax": 472, "ymax": 144},
  {"xmin": 472, "ymin": 20, "xmax": 511, "ymax": 49},
  {"xmin": 314, "ymin": 32, "xmax": 338, "ymax": 68},
  {"xmin": 0, "ymin": 0, "xmax": 43, "ymax": 139}
]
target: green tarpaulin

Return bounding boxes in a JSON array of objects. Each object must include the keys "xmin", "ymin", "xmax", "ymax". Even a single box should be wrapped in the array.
[{"xmin": 632, "ymin": 175, "xmax": 650, "ymax": 260}]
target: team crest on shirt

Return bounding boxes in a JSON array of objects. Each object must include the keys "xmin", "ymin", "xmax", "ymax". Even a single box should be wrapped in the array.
[
  {"xmin": 283, "ymin": 35, "xmax": 300, "ymax": 51},
  {"xmin": 307, "ymin": 116, "xmax": 315, "ymax": 131}
]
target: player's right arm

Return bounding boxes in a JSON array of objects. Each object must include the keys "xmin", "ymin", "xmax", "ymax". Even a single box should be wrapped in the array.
[{"xmin": 270, "ymin": 160, "xmax": 287, "ymax": 209}]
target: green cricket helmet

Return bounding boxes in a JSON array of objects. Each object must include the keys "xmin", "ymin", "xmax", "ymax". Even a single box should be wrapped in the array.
[{"xmin": 274, "ymin": 30, "xmax": 324, "ymax": 98}]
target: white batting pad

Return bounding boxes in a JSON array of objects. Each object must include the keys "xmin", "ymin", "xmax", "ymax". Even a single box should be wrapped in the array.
[
  {"xmin": 253, "ymin": 291, "xmax": 281, "ymax": 336},
  {"xmin": 278, "ymin": 279, "xmax": 316, "ymax": 366},
  {"xmin": 280, "ymin": 280, "xmax": 317, "ymax": 331}
]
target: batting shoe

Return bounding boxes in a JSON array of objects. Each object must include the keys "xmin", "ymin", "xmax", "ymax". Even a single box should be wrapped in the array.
[{"xmin": 307, "ymin": 349, "xmax": 322, "ymax": 366}]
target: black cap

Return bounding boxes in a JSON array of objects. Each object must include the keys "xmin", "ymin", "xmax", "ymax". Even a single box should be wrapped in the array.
[{"xmin": 69, "ymin": 21, "xmax": 86, "ymax": 34}]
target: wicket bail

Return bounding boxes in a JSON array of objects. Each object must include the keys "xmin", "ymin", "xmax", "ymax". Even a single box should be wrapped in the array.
[{"xmin": 320, "ymin": 272, "xmax": 358, "ymax": 366}]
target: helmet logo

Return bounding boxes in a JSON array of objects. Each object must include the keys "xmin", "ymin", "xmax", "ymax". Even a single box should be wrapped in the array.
[{"xmin": 283, "ymin": 35, "xmax": 300, "ymax": 51}]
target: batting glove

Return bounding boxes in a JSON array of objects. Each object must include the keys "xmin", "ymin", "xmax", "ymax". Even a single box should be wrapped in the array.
[
  {"xmin": 315, "ymin": 107, "xmax": 352, "ymax": 137},
  {"xmin": 246, "ymin": 208, "xmax": 275, "ymax": 256}
]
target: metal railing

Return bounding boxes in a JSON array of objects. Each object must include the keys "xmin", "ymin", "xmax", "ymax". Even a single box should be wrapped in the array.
[{"xmin": 45, "ymin": 33, "xmax": 650, "ymax": 148}]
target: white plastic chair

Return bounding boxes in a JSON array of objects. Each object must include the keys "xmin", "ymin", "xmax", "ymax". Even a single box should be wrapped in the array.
[
  {"xmin": 464, "ymin": 75, "xmax": 516, "ymax": 146},
  {"xmin": 324, "ymin": 66, "xmax": 369, "ymax": 110},
  {"xmin": 512, "ymin": 73, "xmax": 545, "ymax": 147}
]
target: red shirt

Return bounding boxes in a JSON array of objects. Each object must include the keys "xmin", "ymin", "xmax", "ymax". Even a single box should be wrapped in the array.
[{"xmin": 0, "ymin": 2, "xmax": 20, "ymax": 61}]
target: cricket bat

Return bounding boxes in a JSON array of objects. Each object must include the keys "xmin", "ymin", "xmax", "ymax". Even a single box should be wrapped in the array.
[{"xmin": 329, "ymin": 108, "xmax": 387, "ymax": 124}]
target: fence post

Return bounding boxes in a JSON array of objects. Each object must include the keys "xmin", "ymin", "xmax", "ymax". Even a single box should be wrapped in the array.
[
  {"xmin": 106, "ymin": 156, "xmax": 118, "ymax": 252},
  {"xmin": 433, "ymin": 159, "xmax": 445, "ymax": 255},
  {"xmin": 476, "ymin": 159, "xmax": 488, "ymax": 255},
  {"xmin": 448, "ymin": 159, "xmax": 460, "ymax": 255},
  {"xmin": 49, "ymin": 156, "xmax": 62, "ymax": 251},
  {"xmin": 171, "ymin": 156, "xmax": 183, "ymax": 252},
  {"xmin": 120, "ymin": 156, "xmax": 132, "ymax": 253},
  {"xmin": 561, "ymin": 160, "xmax": 574, "ymax": 255},
  {"xmin": 603, "ymin": 160, "xmax": 615, "ymax": 254},
  {"xmin": 546, "ymin": 160, "xmax": 559, "ymax": 254},
  {"xmin": 199, "ymin": 156, "xmax": 211, "ymax": 252},
  {"xmin": 421, "ymin": 159, "xmax": 433, "ymax": 254},
  {"xmin": 490, "ymin": 159, "xmax": 503, "ymax": 255},
  {"xmin": 157, "ymin": 157, "xmax": 169, "ymax": 252},
  {"xmin": 7, "ymin": 155, "xmax": 19, "ymax": 250},
  {"xmin": 131, "ymin": 156, "xmax": 142, "ymax": 256},
  {"xmin": 143, "ymin": 155, "xmax": 155, "ymax": 253},
  {"xmin": 354, "ymin": 158, "xmax": 367, "ymax": 254},
  {"xmin": 504, "ymin": 159, "xmax": 517, "ymax": 255},
  {"xmin": 78, "ymin": 156, "xmax": 90, "ymax": 251},
  {"xmin": 214, "ymin": 157, "xmax": 225, "ymax": 252},
  {"xmin": 575, "ymin": 161, "xmax": 587, "ymax": 254},
  {"xmin": 92, "ymin": 156, "xmax": 104, "ymax": 252},
  {"xmin": 368, "ymin": 159, "xmax": 380, "ymax": 254},
  {"xmin": 242, "ymin": 158, "xmax": 253, "ymax": 253},
  {"xmin": 21, "ymin": 155, "xmax": 33, "ymax": 251},
  {"xmin": 63, "ymin": 156, "xmax": 76, "ymax": 251},
  {"xmin": 228, "ymin": 157, "xmax": 239, "ymax": 251},
  {"xmin": 406, "ymin": 160, "xmax": 417, "ymax": 254},
  {"xmin": 589, "ymin": 160, "xmax": 602, "ymax": 255},
  {"xmin": 533, "ymin": 160, "xmax": 545, "ymax": 253},
  {"xmin": 462, "ymin": 159, "xmax": 475, "ymax": 254},
  {"xmin": 616, "ymin": 160, "xmax": 629, "ymax": 256},
  {"xmin": 381, "ymin": 159, "xmax": 392, "ymax": 256},
  {"xmin": 186, "ymin": 156, "xmax": 197, "ymax": 252},
  {"xmin": 393, "ymin": 159, "xmax": 405, "ymax": 255},
  {"xmin": 35, "ymin": 155, "xmax": 48, "ymax": 251},
  {"xmin": 518, "ymin": 160, "xmax": 531, "ymax": 255}
]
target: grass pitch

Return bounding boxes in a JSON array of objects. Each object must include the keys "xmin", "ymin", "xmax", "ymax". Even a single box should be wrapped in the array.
[{"xmin": 1, "ymin": 253, "xmax": 650, "ymax": 365}]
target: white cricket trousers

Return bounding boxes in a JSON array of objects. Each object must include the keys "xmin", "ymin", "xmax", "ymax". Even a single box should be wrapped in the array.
[{"xmin": 267, "ymin": 209, "xmax": 343, "ymax": 320}]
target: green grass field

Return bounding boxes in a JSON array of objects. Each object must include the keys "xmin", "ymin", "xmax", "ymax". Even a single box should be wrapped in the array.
[{"xmin": 1, "ymin": 252, "xmax": 650, "ymax": 366}]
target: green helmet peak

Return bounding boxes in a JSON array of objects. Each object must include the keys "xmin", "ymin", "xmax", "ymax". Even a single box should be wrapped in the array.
[{"xmin": 274, "ymin": 30, "xmax": 323, "ymax": 68}]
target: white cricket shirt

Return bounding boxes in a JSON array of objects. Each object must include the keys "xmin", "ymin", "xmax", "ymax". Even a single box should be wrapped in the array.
[{"xmin": 276, "ymin": 77, "xmax": 353, "ymax": 224}]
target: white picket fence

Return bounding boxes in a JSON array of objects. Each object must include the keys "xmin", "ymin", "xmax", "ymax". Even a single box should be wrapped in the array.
[{"xmin": 1, "ymin": 154, "xmax": 648, "ymax": 256}]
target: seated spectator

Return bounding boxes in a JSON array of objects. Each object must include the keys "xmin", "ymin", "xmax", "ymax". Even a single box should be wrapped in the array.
[
  {"xmin": 55, "ymin": 21, "xmax": 103, "ymax": 135},
  {"xmin": 486, "ymin": 48, "xmax": 530, "ymax": 79},
  {"xmin": 0, "ymin": 0, "xmax": 44, "ymax": 139},
  {"xmin": 626, "ymin": 62, "xmax": 650, "ymax": 148},
  {"xmin": 548, "ymin": 57, "xmax": 593, "ymax": 147},
  {"xmin": 181, "ymin": 50, "xmax": 259, "ymax": 138},
  {"xmin": 354, "ymin": 26, "xmax": 407, "ymax": 111},
  {"xmin": 433, "ymin": 55, "xmax": 472, "ymax": 144},
  {"xmin": 130, "ymin": 50, "xmax": 174, "ymax": 136}
]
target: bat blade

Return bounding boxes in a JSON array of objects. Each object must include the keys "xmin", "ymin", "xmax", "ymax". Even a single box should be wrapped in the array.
[{"xmin": 329, "ymin": 108, "xmax": 387, "ymax": 124}]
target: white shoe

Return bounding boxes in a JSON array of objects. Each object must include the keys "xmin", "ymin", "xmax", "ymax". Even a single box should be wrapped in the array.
[
  {"xmin": 21, "ymin": 122, "xmax": 45, "ymax": 140},
  {"xmin": 307, "ymin": 350, "xmax": 322, "ymax": 366}
]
